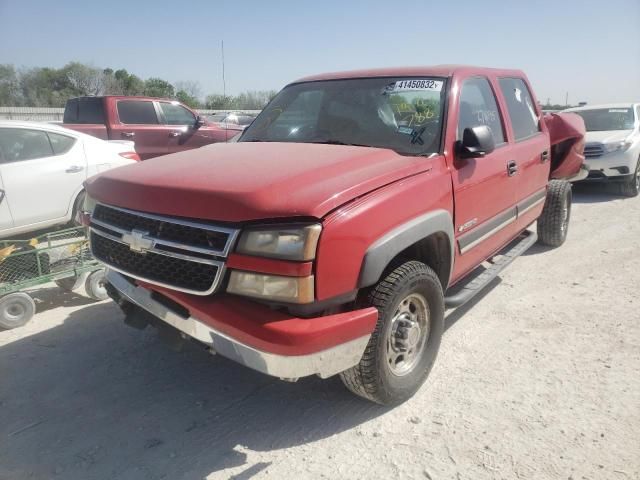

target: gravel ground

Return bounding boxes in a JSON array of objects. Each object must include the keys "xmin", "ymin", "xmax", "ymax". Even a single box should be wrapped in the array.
[{"xmin": 0, "ymin": 184, "xmax": 638, "ymax": 480}]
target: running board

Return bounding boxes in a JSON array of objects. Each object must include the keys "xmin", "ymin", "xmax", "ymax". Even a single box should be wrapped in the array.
[{"xmin": 444, "ymin": 231, "xmax": 538, "ymax": 308}]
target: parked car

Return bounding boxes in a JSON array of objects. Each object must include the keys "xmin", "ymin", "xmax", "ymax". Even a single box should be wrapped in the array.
[
  {"xmin": 0, "ymin": 121, "xmax": 139, "ymax": 238},
  {"xmin": 563, "ymin": 103, "xmax": 640, "ymax": 196},
  {"xmin": 206, "ymin": 111, "xmax": 256, "ymax": 134},
  {"xmin": 83, "ymin": 66, "xmax": 585, "ymax": 405},
  {"xmin": 63, "ymin": 96, "xmax": 230, "ymax": 159}
]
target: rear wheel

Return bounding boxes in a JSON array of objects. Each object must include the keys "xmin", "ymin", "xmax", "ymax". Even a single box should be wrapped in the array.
[
  {"xmin": 71, "ymin": 191, "xmax": 86, "ymax": 226},
  {"xmin": 618, "ymin": 159, "xmax": 640, "ymax": 197},
  {"xmin": 85, "ymin": 270, "xmax": 108, "ymax": 301},
  {"xmin": 0, "ymin": 292, "xmax": 36, "ymax": 330},
  {"xmin": 538, "ymin": 180, "xmax": 572, "ymax": 247},
  {"xmin": 340, "ymin": 261, "xmax": 444, "ymax": 405}
]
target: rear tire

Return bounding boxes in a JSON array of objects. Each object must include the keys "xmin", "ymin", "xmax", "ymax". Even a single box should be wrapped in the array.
[
  {"xmin": 618, "ymin": 159, "xmax": 640, "ymax": 197},
  {"xmin": 538, "ymin": 180, "xmax": 572, "ymax": 247},
  {"xmin": 0, "ymin": 292, "xmax": 36, "ymax": 330},
  {"xmin": 339, "ymin": 261, "xmax": 444, "ymax": 405},
  {"xmin": 71, "ymin": 191, "xmax": 86, "ymax": 226},
  {"xmin": 85, "ymin": 269, "xmax": 108, "ymax": 301}
]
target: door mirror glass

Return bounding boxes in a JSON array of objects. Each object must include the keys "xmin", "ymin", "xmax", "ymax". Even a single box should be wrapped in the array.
[{"xmin": 457, "ymin": 125, "xmax": 495, "ymax": 158}]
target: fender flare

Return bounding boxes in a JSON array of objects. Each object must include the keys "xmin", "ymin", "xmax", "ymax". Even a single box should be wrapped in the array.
[{"xmin": 358, "ymin": 209, "xmax": 455, "ymax": 288}]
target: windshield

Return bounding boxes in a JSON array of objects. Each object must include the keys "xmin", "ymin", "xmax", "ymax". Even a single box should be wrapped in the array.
[
  {"xmin": 240, "ymin": 77, "xmax": 446, "ymax": 155},
  {"xmin": 572, "ymin": 108, "xmax": 635, "ymax": 132}
]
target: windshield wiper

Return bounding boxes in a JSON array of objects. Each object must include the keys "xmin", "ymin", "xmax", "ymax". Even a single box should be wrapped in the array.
[{"xmin": 309, "ymin": 139, "xmax": 371, "ymax": 148}]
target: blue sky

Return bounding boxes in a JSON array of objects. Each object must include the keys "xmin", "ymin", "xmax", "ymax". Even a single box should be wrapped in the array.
[{"xmin": 1, "ymin": 0, "xmax": 638, "ymax": 104}]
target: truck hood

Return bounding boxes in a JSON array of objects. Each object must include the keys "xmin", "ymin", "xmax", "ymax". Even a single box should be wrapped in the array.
[
  {"xmin": 584, "ymin": 130, "xmax": 633, "ymax": 144},
  {"xmin": 86, "ymin": 142, "xmax": 431, "ymax": 222}
]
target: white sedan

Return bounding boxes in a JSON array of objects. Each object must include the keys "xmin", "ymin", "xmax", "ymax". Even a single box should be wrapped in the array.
[{"xmin": 0, "ymin": 120, "xmax": 139, "ymax": 238}]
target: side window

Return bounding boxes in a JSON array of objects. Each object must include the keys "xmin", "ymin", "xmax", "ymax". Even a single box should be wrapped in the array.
[
  {"xmin": 457, "ymin": 77, "xmax": 506, "ymax": 145},
  {"xmin": 117, "ymin": 101, "xmax": 159, "ymax": 124},
  {"xmin": 498, "ymin": 78, "xmax": 541, "ymax": 141},
  {"xmin": 636, "ymin": 106, "xmax": 640, "ymax": 126},
  {"xmin": 0, "ymin": 128, "xmax": 54, "ymax": 162},
  {"xmin": 48, "ymin": 132, "xmax": 76, "ymax": 155},
  {"xmin": 160, "ymin": 102, "xmax": 196, "ymax": 125}
]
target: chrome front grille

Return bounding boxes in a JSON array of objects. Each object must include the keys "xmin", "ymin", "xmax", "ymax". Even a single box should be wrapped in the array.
[
  {"xmin": 584, "ymin": 143, "xmax": 605, "ymax": 158},
  {"xmin": 90, "ymin": 204, "xmax": 239, "ymax": 295}
]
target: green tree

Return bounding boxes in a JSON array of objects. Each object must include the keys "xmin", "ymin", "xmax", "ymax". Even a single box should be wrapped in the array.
[
  {"xmin": 144, "ymin": 78, "xmax": 174, "ymax": 98},
  {"xmin": 0, "ymin": 64, "xmax": 20, "ymax": 106},
  {"xmin": 175, "ymin": 90, "xmax": 200, "ymax": 108}
]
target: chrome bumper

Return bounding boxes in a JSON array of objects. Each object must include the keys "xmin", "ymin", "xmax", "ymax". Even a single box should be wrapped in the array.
[{"xmin": 106, "ymin": 269, "xmax": 370, "ymax": 379}]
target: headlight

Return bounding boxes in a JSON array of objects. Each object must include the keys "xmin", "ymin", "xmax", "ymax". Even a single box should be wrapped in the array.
[
  {"xmin": 83, "ymin": 193, "xmax": 98, "ymax": 214},
  {"xmin": 603, "ymin": 141, "xmax": 631, "ymax": 154},
  {"xmin": 236, "ymin": 224, "xmax": 321, "ymax": 261},
  {"xmin": 227, "ymin": 271, "xmax": 314, "ymax": 303}
]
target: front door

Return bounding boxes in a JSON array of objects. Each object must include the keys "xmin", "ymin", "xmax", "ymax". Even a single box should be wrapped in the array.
[
  {"xmin": 0, "ymin": 127, "xmax": 86, "ymax": 228},
  {"xmin": 158, "ymin": 101, "xmax": 220, "ymax": 154},
  {"xmin": 111, "ymin": 99, "xmax": 170, "ymax": 160},
  {"xmin": 448, "ymin": 76, "xmax": 520, "ymax": 282}
]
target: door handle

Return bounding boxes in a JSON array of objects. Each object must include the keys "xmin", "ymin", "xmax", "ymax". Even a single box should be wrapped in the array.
[
  {"xmin": 121, "ymin": 132, "xmax": 135, "ymax": 138},
  {"xmin": 169, "ymin": 131, "xmax": 182, "ymax": 137},
  {"xmin": 541, "ymin": 150, "xmax": 549, "ymax": 162},
  {"xmin": 507, "ymin": 161, "xmax": 518, "ymax": 177},
  {"xmin": 65, "ymin": 165, "xmax": 84, "ymax": 173}
]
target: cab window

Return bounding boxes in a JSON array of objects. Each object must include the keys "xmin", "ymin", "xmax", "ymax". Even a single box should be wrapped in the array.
[
  {"xmin": 498, "ymin": 78, "xmax": 541, "ymax": 141},
  {"xmin": 457, "ymin": 77, "xmax": 506, "ymax": 145},
  {"xmin": 160, "ymin": 102, "xmax": 196, "ymax": 125},
  {"xmin": 117, "ymin": 100, "xmax": 159, "ymax": 124}
]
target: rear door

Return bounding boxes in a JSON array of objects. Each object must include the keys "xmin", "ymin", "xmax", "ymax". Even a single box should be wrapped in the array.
[
  {"xmin": 0, "ymin": 127, "xmax": 86, "ymax": 228},
  {"xmin": 158, "ymin": 101, "xmax": 220, "ymax": 153},
  {"xmin": 449, "ymin": 76, "xmax": 520, "ymax": 280},
  {"xmin": 496, "ymin": 77, "xmax": 549, "ymax": 226},
  {"xmin": 110, "ymin": 100, "xmax": 170, "ymax": 159}
]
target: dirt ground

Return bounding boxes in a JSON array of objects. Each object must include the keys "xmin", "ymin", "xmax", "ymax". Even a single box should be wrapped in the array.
[{"xmin": 1, "ymin": 184, "xmax": 638, "ymax": 480}]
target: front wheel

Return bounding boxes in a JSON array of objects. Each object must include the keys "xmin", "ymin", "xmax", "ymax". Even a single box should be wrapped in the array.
[
  {"xmin": 538, "ymin": 180, "xmax": 572, "ymax": 247},
  {"xmin": 0, "ymin": 292, "xmax": 36, "ymax": 330},
  {"xmin": 340, "ymin": 261, "xmax": 444, "ymax": 405},
  {"xmin": 85, "ymin": 270, "xmax": 108, "ymax": 301},
  {"xmin": 618, "ymin": 159, "xmax": 640, "ymax": 197}
]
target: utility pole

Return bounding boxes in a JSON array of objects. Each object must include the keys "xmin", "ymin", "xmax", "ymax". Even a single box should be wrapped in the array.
[
  {"xmin": 565, "ymin": 92, "xmax": 568, "ymax": 107},
  {"xmin": 221, "ymin": 40, "xmax": 226, "ymax": 100}
]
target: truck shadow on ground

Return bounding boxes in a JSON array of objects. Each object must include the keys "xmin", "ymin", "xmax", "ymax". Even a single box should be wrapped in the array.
[
  {"xmin": 571, "ymin": 183, "xmax": 626, "ymax": 203},
  {"xmin": 0, "ymin": 302, "xmax": 391, "ymax": 480},
  {"xmin": 28, "ymin": 286, "xmax": 97, "ymax": 314}
]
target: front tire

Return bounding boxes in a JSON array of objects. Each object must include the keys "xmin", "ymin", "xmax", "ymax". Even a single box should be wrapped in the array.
[
  {"xmin": 538, "ymin": 180, "xmax": 572, "ymax": 247},
  {"xmin": 340, "ymin": 261, "xmax": 444, "ymax": 405},
  {"xmin": 618, "ymin": 158, "xmax": 640, "ymax": 197},
  {"xmin": 0, "ymin": 292, "xmax": 36, "ymax": 330}
]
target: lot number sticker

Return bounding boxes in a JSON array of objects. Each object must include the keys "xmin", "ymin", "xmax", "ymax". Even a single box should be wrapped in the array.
[{"xmin": 389, "ymin": 79, "xmax": 443, "ymax": 92}]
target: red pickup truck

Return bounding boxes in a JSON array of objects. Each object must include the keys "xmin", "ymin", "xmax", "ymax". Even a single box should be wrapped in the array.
[
  {"xmin": 83, "ymin": 66, "xmax": 585, "ymax": 405},
  {"xmin": 63, "ymin": 96, "xmax": 231, "ymax": 159}
]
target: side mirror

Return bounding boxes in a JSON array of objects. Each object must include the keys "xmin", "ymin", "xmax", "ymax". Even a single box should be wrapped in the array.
[
  {"xmin": 456, "ymin": 125, "xmax": 495, "ymax": 158},
  {"xmin": 195, "ymin": 115, "xmax": 206, "ymax": 128}
]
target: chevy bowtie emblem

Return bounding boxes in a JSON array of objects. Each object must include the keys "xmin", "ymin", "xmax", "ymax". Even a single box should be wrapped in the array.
[{"xmin": 122, "ymin": 229, "xmax": 155, "ymax": 253}]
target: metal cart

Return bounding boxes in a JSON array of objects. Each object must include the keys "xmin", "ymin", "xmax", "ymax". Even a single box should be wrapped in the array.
[{"xmin": 0, "ymin": 226, "xmax": 106, "ymax": 329}]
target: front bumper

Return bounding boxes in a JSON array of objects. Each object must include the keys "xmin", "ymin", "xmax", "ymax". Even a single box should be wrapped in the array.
[
  {"xmin": 106, "ymin": 269, "xmax": 377, "ymax": 379},
  {"xmin": 579, "ymin": 149, "xmax": 638, "ymax": 182}
]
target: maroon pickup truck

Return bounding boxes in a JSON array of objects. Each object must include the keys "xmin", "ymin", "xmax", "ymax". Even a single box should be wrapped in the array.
[
  {"xmin": 83, "ymin": 66, "xmax": 585, "ymax": 405},
  {"xmin": 63, "ymin": 96, "xmax": 231, "ymax": 159}
]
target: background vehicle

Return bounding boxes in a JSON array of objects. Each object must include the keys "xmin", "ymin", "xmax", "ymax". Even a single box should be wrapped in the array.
[
  {"xmin": 206, "ymin": 112, "xmax": 256, "ymax": 134},
  {"xmin": 564, "ymin": 103, "xmax": 640, "ymax": 196},
  {"xmin": 0, "ymin": 121, "xmax": 138, "ymax": 238},
  {"xmin": 63, "ymin": 96, "xmax": 230, "ymax": 159},
  {"xmin": 85, "ymin": 66, "xmax": 584, "ymax": 405}
]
